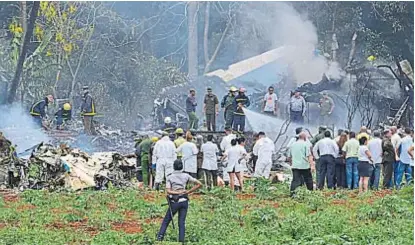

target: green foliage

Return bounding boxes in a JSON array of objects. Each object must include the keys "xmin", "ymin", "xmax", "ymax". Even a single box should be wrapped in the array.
[{"xmin": 1, "ymin": 183, "xmax": 412, "ymax": 244}]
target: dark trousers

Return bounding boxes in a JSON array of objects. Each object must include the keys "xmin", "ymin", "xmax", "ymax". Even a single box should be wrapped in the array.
[
  {"xmin": 203, "ymin": 169, "xmax": 218, "ymax": 187},
  {"xmin": 184, "ymin": 171, "xmax": 197, "ymax": 179},
  {"xmin": 157, "ymin": 200, "xmax": 188, "ymax": 242},
  {"xmin": 370, "ymin": 163, "xmax": 381, "ymax": 189},
  {"xmin": 290, "ymin": 168, "xmax": 313, "ymax": 194},
  {"xmin": 233, "ymin": 114, "xmax": 245, "ymax": 132},
  {"xmin": 318, "ymin": 155, "xmax": 335, "ymax": 189},
  {"xmin": 290, "ymin": 111, "xmax": 304, "ymax": 124},
  {"xmin": 334, "ymin": 158, "xmax": 347, "ymax": 189},
  {"xmin": 205, "ymin": 113, "xmax": 216, "ymax": 131}
]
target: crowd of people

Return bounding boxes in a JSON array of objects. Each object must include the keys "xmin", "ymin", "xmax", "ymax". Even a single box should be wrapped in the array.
[
  {"xmin": 133, "ymin": 127, "xmax": 276, "ymax": 192},
  {"xmin": 288, "ymin": 125, "xmax": 414, "ymax": 194}
]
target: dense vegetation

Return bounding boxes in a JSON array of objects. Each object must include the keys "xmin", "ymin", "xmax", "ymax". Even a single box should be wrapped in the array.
[
  {"xmin": 0, "ymin": 2, "xmax": 413, "ymax": 128},
  {"xmin": 0, "ymin": 180, "xmax": 413, "ymax": 244}
]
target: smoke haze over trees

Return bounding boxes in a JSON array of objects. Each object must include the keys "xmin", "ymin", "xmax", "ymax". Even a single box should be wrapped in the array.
[{"xmin": 0, "ymin": 1, "xmax": 413, "ymax": 129}]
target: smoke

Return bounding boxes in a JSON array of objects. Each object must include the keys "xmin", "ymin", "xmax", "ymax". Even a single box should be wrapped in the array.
[
  {"xmin": 0, "ymin": 104, "xmax": 50, "ymax": 153},
  {"xmin": 241, "ymin": 2, "xmax": 344, "ymax": 84}
]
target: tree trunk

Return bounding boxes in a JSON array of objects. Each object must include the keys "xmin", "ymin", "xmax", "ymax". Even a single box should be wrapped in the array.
[
  {"xmin": 187, "ymin": 2, "xmax": 198, "ymax": 82},
  {"xmin": 346, "ymin": 32, "xmax": 358, "ymax": 67},
  {"xmin": 7, "ymin": 1, "xmax": 40, "ymax": 104},
  {"xmin": 203, "ymin": 2, "xmax": 210, "ymax": 67},
  {"xmin": 20, "ymin": 1, "xmax": 27, "ymax": 55},
  {"xmin": 204, "ymin": 20, "xmax": 231, "ymax": 74}
]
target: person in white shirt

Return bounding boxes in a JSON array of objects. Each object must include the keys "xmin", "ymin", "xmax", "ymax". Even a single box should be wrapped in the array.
[
  {"xmin": 262, "ymin": 86, "xmax": 278, "ymax": 116},
  {"xmin": 220, "ymin": 127, "xmax": 237, "ymax": 185},
  {"xmin": 358, "ymin": 136, "xmax": 373, "ymax": 193},
  {"xmin": 253, "ymin": 132, "xmax": 275, "ymax": 179},
  {"xmin": 222, "ymin": 138, "xmax": 247, "ymax": 191},
  {"xmin": 176, "ymin": 133, "xmax": 199, "ymax": 178},
  {"xmin": 153, "ymin": 133, "xmax": 177, "ymax": 190},
  {"xmin": 313, "ymin": 131, "xmax": 338, "ymax": 189},
  {"xmin": 201, "ymin": 135, "xmax": 219, "ymax": 188},
  {"xmin": 368, "ymin": 131, "xmax": 382, "ymax": 189}
]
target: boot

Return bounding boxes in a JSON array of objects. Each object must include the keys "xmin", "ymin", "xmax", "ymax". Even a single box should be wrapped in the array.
[{"xmin": 154, "ymin": 183, "xmax": 160, "ymax": 191}]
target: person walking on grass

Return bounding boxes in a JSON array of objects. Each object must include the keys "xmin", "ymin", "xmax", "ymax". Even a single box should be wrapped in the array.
[
  {"xmin": 288, "ymin": 132, "xmax": 315, "ymax": 196},
  {"xmin": 358, "ymin": 136, "xmax": 374, "ymax": 193},
  {"xmin": 157, "ymin": 159, "xmax": 202, "ymax": 243}
]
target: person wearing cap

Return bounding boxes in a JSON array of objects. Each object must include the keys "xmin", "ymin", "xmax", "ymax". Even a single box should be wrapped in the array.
[
  {"xmin": 203, "ymin": 87, "xmax": 219, "ymax": 132},
  {"xmin": 162, "ymin": 117, "xmax": 177, "ymax": 135},
  {"xmin": 262, "ymin": 86, "xmax": 278, "ymax": 116},
  {"xmin": 81, "ymin": 86, "xmax": 97, "ymax": 135},
  {"xmin": 153, "ymin": 131, "xmax": 177, "ymax": 190},
  {"xmin": 176, "ymin": 132, "xmax": 199, "ymax": 178},
  {"xmin": 221, "ymin": 86, "xmax": 238, "ymax": 129},
  {"xmin": 29, "ymin": 95, "xmax": 54, "ymax": 127},
  {"xmin": 186, "ymin": 89, "xmax": 198, "ymax": 130},
  {"xmin": 233, "ymin": 87, "xmax": 250, "ymax": 133},
  {"xmin": 289, "ymin": 90, "xmax": 306, "ymax": 124},
  {"xmin": 174, "ymin": 128, "xmax": 186, "ymax": 158},
  {"xmin": 318, "ymin": 92, "xmax": 334, "ymax": 125},
  {"xmin": 55, "ymin": 102, "xmax": 72, "ymax": 130}
]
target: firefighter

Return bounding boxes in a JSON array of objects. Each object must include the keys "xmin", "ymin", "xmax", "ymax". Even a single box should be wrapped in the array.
[
  {"xmin": 221, "ymin": 86, "xmax": 238, "ymax": 129},
  {"xmin": 81, "ymin": 86, "xmax": 97, "ymax": 135},
  {"xmin": 55, "ymin": 103, "xmax": 72, "ymax": 130},
  {"xmin": 162, "ymin": 117, "xmax": 177, "ymax": 134},
  {"xmin": 232, "ymin": 87, "xmax": 250, "ymax": 133},
  {"xmin": 29, "ymin": 95, "xmax": 54, "ymax": 128}
]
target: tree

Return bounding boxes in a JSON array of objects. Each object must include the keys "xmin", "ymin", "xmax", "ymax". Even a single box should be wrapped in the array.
[
  {"xmin": 187, "ymin": 2, "xmax": 198, "ymax": 81},
  {"xmin": 7, "ymin": 1, "xmax": 39, "ymax": 104}
]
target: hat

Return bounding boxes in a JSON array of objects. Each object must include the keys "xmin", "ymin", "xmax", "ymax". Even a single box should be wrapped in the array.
[
  {"xmin": 207, "ymin": 87, "xmax": 212, "ymax": 91},
  {"xmin": 319, "ymin": 125, "xmax": 327, "ymax": 130},
  {"xmin": 82, "ymin": 86, "xmax": 89, "ymax": 90},
  {"xmin": 189, "ymin": 88, "xmax": 195, "ymax": 92},
  {"xmin": 225, "ymin": 126, "xmax": 232, "ymax": 131}
]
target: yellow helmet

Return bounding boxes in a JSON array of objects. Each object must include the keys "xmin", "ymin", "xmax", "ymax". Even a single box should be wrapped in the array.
[
  {"xmin": 229, "ymin": 86, "xmax": 237, "ymax": 92},
  {"xmin": 175, "ymin": 128, "xmax": 184, "ymax": 134},
  {"xmin": 367, "ymin": 55, "xmax": 376, "ymax": 62},
  {"xmin": 151, "ymin": 137, "xmax": 159, "ymax": 143},
  {"xmin": 63, "ymin": 103, "xmax": 71, "ymax": 110}
]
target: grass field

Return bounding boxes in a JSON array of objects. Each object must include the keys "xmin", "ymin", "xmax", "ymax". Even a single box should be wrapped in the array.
[{"xmin": 0, "ymin": 180, "xmax": 413, "ymax": 245}]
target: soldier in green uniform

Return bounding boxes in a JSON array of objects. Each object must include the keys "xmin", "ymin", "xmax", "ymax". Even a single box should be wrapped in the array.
[{"xmin": 318, "ymin": 92, "xmax": 335, "ymax": 126}]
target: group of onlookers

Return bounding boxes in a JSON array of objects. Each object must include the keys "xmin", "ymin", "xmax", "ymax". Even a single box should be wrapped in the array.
[{"xmin": 288, "ymin": 125, "xmax": 414, "ymax": 194}]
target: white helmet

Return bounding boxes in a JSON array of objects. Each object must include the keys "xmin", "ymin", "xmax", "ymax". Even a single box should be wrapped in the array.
[{"xmin": 164, "ymin": 117, "xmax": 172, "ymax": 124}]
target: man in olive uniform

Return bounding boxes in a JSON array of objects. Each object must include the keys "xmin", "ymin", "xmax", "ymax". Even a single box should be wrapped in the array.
[
  {"xmin": 137, "ymin": 137, "xmax": 156, "ymax": 187},
  {"xmin": 221, "ymin": 86, "xmax": 238, "ymax": 129},
  {"xmin": 203, "ymin": 87, "xmax": 219, "ymax": 132},
  {"xmin": 318, "ymin": 92, "xmax": 335, "ymax": 126}
]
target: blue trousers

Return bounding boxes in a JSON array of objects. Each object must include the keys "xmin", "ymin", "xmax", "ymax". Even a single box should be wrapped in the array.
[
  {"xmin": 157, "ymin": 200, "xmax": 188, "ymax": 242},
  {"xmin": 370, "ymin": 163, "xmax": 381, "ymax": 189},
  {"xmin": 395, "ymin": 161, "xmax": 413, "ymax": 188},
  {"xmin": 346, "ymin": 157, "xmax": 359, "ymax": 189},
  {"xmin": 233, "ymin": 114, "xmax": 245, "ymax": 132},
  {"xmin": 290, "ymin": 111, "xmax": 304, "ymax": 124}
]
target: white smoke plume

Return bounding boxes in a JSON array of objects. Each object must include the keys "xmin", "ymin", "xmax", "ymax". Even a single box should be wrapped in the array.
[
  {"xmin": 0, "ymin": 104, "xmax": 50, "ymax": 154},
  {"xmin": 241, "ymin": 2, "xmax": 344, "ymax": 84}
]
